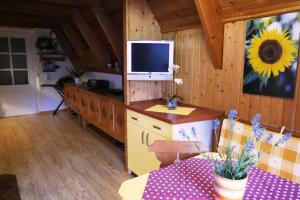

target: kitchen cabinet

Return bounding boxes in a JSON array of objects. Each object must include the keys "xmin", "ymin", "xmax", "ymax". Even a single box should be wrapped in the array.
[
  {"xmin": 86, "ymin": 93, "xmax": 99, "ymax": 125},
  {"xmin": 127, "ymin": 110, "xmax": 171, "ymax": 176},
  {"xmin": 99, "ymin": 97, "xmax": 111, "ymax": 133},
  {"xmin": 127, "ymin": 122, "xmax": 148, "ymax": 175},
  {"xmin": 64, "ymin": 84, "xmax": 125, "ymax": 143},
  {"xmin": 77, "ymin": 90, "xmax": 88, "ymax": 116},
  {"xmin": 110, "ymin": 101, "xmax": 125, "ymax": 142},
  {"xmin": 126, "ymin": 106, "xmax": 222, "ymax": 176}
]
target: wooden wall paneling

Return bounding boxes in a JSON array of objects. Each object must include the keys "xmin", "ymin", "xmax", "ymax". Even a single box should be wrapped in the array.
[
  {"xmin": 219, "ymin": 23, "xmax": 234, "ymax": 112},
  {"xmin": 197, "ymin": 28, "xmax": 208, "ymax": 106},
  {"xmin": 212, "ymin": 60, "xmax": 221, "ymax": 109},
  {"xmin": 259, "ymin": 96, "xmax": 271, "ymax": 125},
  {"xmin": 161, "ymin": 18, "xmax": 300, "ymax": 136},
  {"xmin": 235, "ymin": 22, "xmax": 250, "ymax": 120},
  {"xmin": 177, "ymin": 30, "xmax": 188, "ymax": 102},
  {"xmin": 194, "ymin": 0, "xmax": 224, "ymax": 69},
  {"xmin": 281, "ymin": 55, "xmax": 300, "ymax": 131},
  {"xmin": 188, "ymin": 29, "xmax": 196, "ymax": 104},
  {"xmin": 291, "ymin": 52, "xmax": 300, "ymax": 136},
  {"xmin": 269, "ymin": 98, "xmax": 284, "ymax": 127},
  {"xmin": 230, "ymin": 22, "xmax": 245, "ymax": 111},
  {"xmin": 203, "ymin": 52, "xmax": 215, "ymax": 108},
  {"xmin": 190, "ymin": 28, "xmax": 201, "ymax": 105},
  {"xmin": 125, "ymin": 0, "xmax": 163, "ymax": 103},
  {"xmin": 161, "ymin": 32, "xmax": 176, "ymax": 99}
]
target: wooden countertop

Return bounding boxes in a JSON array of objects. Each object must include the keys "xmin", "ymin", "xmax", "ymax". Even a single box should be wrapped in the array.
[
  {"xmin": 127, "ymin": 99, "xmax": 224, "ymax": 124},
  {"xmin": 66, "ymin": 83, "xmax": 124, "ymax": 102}
]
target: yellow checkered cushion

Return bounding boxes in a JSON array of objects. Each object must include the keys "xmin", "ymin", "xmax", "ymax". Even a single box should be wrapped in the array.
[{"xmin": 218, "ymin": 119, "xmax": 300, "ymax": 184}]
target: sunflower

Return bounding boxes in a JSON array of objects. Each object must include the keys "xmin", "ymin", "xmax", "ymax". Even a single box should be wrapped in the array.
[{"xmin": 248, "ymin": 29, "xmax": 297, "ymax": 77}]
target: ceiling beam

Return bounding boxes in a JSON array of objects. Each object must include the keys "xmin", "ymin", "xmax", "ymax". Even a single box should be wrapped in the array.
[
  {"xmin": 33, "ymin": 0, "xmax": 104, "ymax": 6},
  {"xmin": 91, "ymin": 7, "xmax": 123, "ymax": 62},
  {"xmin": 194, "ymin": 0, "xmax": 224, "ymax": 69},
  {"xmin": 73, "ymin": 11, "xmax": 110, "ymax": 66},
  {"xmin": 222, "ymin": 0, "xmax": 300, "ymax": 23},
  {"xmin": 0, "ymin": 20, "xmax": 50, "ymax": 29},
  {"xmin": 51, "ymin": 25, "xmax": 83, "ymax": 67},
  {"xmin": 0, "ymin": 12, "xmax": 55, "ymax": 29},
  {"xmin": 0, "ymin": 1, "xmax": 77, "ymax": 17},
  {"xmin": 147, "ymin": 0, "xmax": 201, "ymax": 33}
]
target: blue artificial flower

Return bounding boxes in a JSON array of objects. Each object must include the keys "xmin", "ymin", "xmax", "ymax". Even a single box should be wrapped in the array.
[
  {"xmin": 179, "ymin": 129, "xmax": 189, "ymax": 140},
  {"xmin": 213, "ymin": 119, "xmax": 220, "ymax": 131},
  {"xmin": 264, "ymin": 133, "xmax": 273, "ymax": 144},
  {"xmin": 245, "ymin": 140, "xmax": 255, "ymax": 153},
  {"xmin": 276, "ymin": 132, "xmax": 292, "ymax": 146},
  {"xmin": 255, "ymin": 127, "xmax": 265, "ymax": 140},
  {"xmin": 251, "ymin": 114, "xmax": 261, "ymax": 133},
  {"xmin": 283, "ymin": 132, "xmax": 292, "ymax": 142},
  {"xmin": 251, "ymin": 114, "xmax": 261, "ymax": 125},
  {"xmin": 252, "ymin": 121, "xmax": 261, "ymax": 133},
  {"xmin": 228, "ymin": 109, "xmax": 238, "ymax": 121},
  {"xmin": 191, "ymin": 127, "xmax": 197, "ymax": 137}
]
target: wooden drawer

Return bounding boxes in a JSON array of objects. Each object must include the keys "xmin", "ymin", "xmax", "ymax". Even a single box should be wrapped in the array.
[
  {"xmin": 127, "ymin": 110, "xmax": 147, "ymax": 127},
  {"xmin": 146, "ymin": 117, "xmax": 172, "ymax": 139}
]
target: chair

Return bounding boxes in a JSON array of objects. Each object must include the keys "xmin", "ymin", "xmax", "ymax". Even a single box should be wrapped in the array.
[
  {"xmin": 148, "ymin": 140, "xmax": 209, "ymax": 168},
  {"xmin": 218, "ymin": 119, "xmax": 300, "ymax": 184},
  {"xmin": 41, "ymin": 76, "xmax": 73, "ymax": 116}
]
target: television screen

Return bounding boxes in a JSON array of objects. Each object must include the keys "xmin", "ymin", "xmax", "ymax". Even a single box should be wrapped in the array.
[{"xmin": 131, "ymin": 43, "xmax": 170, "ymax": 72}]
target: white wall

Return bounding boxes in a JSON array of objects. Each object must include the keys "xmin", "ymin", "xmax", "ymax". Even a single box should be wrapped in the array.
[
  {"xmin": 86, "ymin": 72, "xmax": 123, "ymax": 89},
  {"xmin": 34, "ymin": 29, "xmax": 72, "ymax": 112}
]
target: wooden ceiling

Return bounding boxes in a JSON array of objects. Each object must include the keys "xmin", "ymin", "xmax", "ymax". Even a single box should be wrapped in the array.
[
  {"xmin": 0, "ymin": 0, "xmax": 299, "ymax": 71},
  {"xmin": 0, "ymin": 0, "xmax": 123, "ymax": 70},
  {"xmin": 147, "ymin": 0, "xmax": 300, "ymax": 69},
  {"xmin": 146, "ymin": 0, "xmax": 201, "ymax": 33}
]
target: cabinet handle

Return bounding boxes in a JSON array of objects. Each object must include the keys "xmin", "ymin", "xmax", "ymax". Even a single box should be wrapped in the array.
[
  {"xmin": 141, "ymin": 131, "xmax": 144, "ymax": 144},
  {"xmin": 153, "ymin": 125, "xmax": 161, "ymax": 130},
  {"xmin": 131, "ymin": 117, "xmax": 138, "ymax": 121},
  {"xmin": 146, "ymin": 133, "xmax": 149, "ymax": 146}
]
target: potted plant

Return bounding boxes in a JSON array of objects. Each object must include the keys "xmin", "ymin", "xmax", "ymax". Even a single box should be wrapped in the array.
[
  {"xmin": 67, "ymin": 67, "xmax": 86, "ymax": 85},
  {"xmin": 208, "ymin": 110, "xmax": 292, "ymax": 200},
  {"xmin": 36, "ymin": 36, "xmax": 58, "ymax": 53},
  {"xmin": 166, "ymin": 64, "xmax": 183, "ymax": 110}
]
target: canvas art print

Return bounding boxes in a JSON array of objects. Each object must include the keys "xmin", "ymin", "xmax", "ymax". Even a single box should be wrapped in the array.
[{"xmin": 243, "ymin": 12, "xmax": 300, "ymax": 98}]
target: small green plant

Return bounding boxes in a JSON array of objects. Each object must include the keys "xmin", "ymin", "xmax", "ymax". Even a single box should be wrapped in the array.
[
  {"xmin": 206, "ymin": 110, "xmax": 292, "ymax": 180},
  {"xmin": 36, "ymin": 36, "xmax": 57, "ymax": 52},
  {"xmin": 67, "ymin": 67, "xmax": 86, "ymax": 78}
]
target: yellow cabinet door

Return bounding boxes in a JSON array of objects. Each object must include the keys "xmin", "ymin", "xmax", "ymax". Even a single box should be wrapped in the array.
[
  {"xmin": 146, "ymin": 131, "xmax": 169, "ymax": 172},
  {"xmin": 127, "ymin": 122, "xmax": 148, "ymax": 176}
]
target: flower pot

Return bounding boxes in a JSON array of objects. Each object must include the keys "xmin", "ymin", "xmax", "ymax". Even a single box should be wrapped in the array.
[
  {"xmin": 213, "ymin": 172, "xmax": 248, "ymax": 200},
  {"xmin": 74, "ymin": 78, "xmax": 81, "ymax": 85},
  {"xmin": 167, "ymin": 99, "xmax": 177, "ymax": 110}
]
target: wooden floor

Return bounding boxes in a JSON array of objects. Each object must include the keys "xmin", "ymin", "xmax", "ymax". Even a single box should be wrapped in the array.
[{"xmin": 0, "ymin": 111, "xmax": 130, "ymax": 200}]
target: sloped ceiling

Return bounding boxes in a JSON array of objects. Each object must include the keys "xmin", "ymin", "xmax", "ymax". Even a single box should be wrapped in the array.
[
  {"xmin": 147, "ymin": 0, "xmax": 300, "ymax": 69},
  {"xmin": 0, "ymin": 0, "xmax": 123, "ymax": 70}
]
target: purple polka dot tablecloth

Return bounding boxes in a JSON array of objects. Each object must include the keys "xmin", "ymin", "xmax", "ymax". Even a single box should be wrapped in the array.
[{"xmin": 142, "ymin": 158, "xmax": 300, "ymax": 200}]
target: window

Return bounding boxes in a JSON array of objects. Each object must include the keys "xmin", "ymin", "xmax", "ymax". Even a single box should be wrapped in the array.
[{"xmin": 0, "ymin": 37, "xmax": 28, "ymax": 85}]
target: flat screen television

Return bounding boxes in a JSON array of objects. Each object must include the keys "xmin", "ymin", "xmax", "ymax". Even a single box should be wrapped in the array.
[{"xmin": 127, "ymin": 40, "xmax": 174, "ymax": 80}]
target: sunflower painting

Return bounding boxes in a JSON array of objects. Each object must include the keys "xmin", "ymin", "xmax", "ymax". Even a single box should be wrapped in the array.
[{"xmin": 243, "ymin": 12, "xmax": 300, "ymax": 98}]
